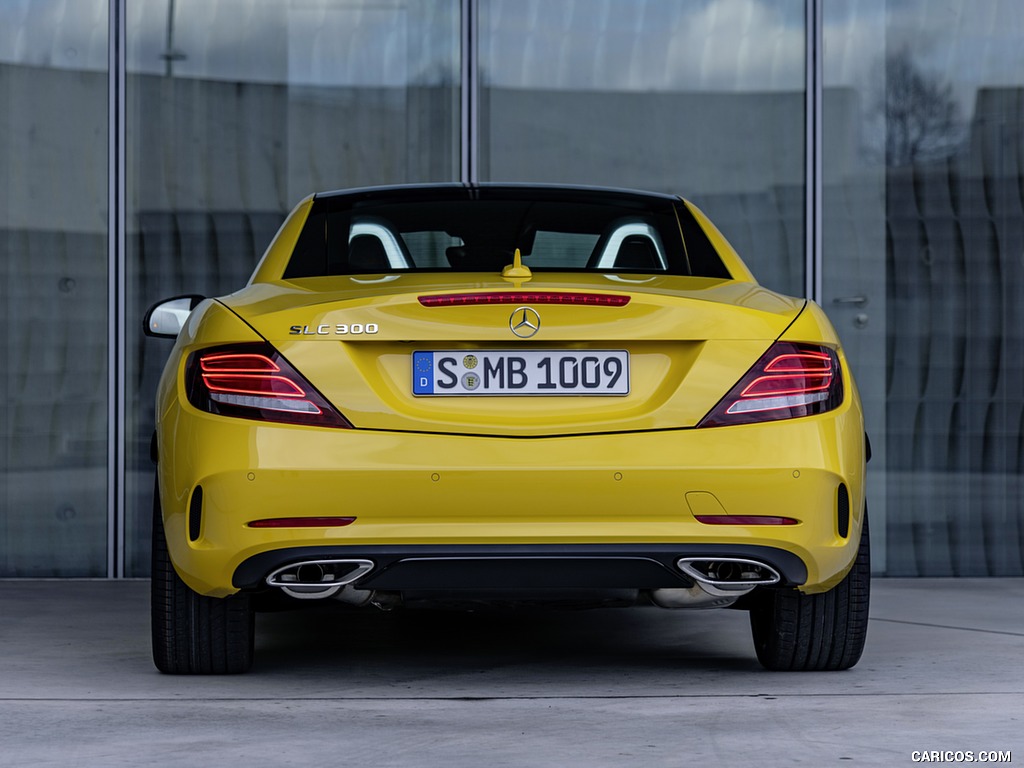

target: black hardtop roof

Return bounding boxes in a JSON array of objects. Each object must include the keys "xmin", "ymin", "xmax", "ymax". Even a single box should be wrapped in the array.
[{"xmin": 311, "ymin": 182, "xmax": 684, "ymax": 207}]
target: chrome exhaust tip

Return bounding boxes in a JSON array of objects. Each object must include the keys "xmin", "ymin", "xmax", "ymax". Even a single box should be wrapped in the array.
[
  {"xmin": 266, "ymin": 559, "xmax": 374, "ymax": 600},
  {"xmin": 676, "ymin": 557, "xmax": 781, "ymax": 592}
]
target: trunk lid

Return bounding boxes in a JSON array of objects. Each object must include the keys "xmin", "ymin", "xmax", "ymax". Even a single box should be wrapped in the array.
[{"xmin": 221, "ymin": 273, "xmax": 804, "ymax": 436}]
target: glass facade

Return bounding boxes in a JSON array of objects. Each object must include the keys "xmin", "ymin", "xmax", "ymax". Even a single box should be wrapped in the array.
[
  {"xmin": 2, "ymin": 0, "xmax": 1023, "ymax": 577},
  {"xmin": 0, "ymin": 1, "xmax": 109, "ymax": 575}
]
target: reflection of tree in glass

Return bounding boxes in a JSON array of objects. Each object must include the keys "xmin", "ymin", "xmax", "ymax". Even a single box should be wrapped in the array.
[{"xmin": 876, "ymin": 48, "xmax": 960, "ymax": 166}]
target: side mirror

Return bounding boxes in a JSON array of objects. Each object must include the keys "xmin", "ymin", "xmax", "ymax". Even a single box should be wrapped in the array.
[{"xmin": 143, "ymin": 295, "xmax": 205, "ymax": 338}]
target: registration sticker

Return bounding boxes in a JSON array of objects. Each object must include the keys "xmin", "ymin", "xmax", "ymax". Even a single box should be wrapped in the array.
[{"xmin": 413, "ymin": 350, "xmax": 629, "ymax": 396}]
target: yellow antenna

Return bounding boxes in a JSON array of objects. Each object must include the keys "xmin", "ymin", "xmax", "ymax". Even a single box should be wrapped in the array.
[{"xmin": 502, "ymin": 248, "xmax": 532, "ymax": 280}]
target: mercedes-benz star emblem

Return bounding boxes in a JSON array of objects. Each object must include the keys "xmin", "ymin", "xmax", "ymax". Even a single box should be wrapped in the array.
[{"xmin": 509, "ymin": 306, "xmax": 541, "ymax": 338}]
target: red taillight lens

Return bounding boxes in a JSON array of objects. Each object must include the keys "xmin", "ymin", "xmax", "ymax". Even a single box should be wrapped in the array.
[
  {"xmin": 694, "ymin": 515, "xmax": 799, "ymax": 525},
  {"xmin": 186, "ymin": 344, "xmax": 351, "ymax": 428},
  {"xmin": 698, "ymin": 342, "xmax": 843, "ymax": 427}
]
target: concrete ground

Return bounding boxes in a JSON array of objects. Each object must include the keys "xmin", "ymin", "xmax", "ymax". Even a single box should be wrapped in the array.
[{"xmin": 0, "ymin": 578, "xmax": 1021, "ymax": 767}]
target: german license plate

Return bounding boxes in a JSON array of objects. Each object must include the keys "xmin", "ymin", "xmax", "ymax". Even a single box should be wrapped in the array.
[{"xmin": 413, "ymin": 350, "xmax": 629, "ymax": 396}]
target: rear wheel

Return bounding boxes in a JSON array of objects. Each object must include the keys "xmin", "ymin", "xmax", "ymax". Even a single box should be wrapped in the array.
[
  {"xmin": 749, "ymin": 510, "xmax": 870, "ymax": 671},
  {"xmin": 151, "ymin": 484, "xmax": 255, "ymax": 674}
]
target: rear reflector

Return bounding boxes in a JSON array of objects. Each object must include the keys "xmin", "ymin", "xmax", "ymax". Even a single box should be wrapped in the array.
[
  {"xmin": 694, "ymin": 515, "xmax": 799, "ymax": 526},
  {"xmin": 419, "ymin": 292, "xmax": 630, "ymax": 307},
  {"xmin": 248, "ymin": 517, "xmax": 357, "ymax": 528}
]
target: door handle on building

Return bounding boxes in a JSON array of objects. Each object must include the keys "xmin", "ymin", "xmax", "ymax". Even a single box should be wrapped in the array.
[{"xmin": 832, "ymin": 295, "xmax": 868, "ymax": 307}]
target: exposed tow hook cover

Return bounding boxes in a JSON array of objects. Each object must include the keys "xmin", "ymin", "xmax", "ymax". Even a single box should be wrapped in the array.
[{"xmin": 266, "ymin": 559, "xmax": 374, "ymax": 600}]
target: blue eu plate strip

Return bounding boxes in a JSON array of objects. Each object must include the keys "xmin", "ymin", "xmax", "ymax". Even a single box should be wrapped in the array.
[{"xmin": 413, "ymin": 352, "xmax": 434, "ymax": 395}]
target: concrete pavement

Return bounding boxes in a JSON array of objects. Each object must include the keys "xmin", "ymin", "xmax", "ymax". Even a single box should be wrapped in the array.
[{"xmin": 0, "ymin": 578, "xmax": 1021, "ymax": 766}]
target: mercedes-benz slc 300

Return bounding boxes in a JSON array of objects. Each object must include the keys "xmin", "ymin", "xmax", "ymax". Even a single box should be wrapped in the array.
[{"xmin": 145, "ymin": 184, "xmax": 869, "ymax": 674}]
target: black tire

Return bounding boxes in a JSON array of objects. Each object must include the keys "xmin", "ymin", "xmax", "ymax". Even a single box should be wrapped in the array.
[
  {"xmin": 151, "ymin": 484, "xmax": 255, "ymax": 674},
  {"xmin": 749, "ymin": 510, "xmax": 870, "ymax": 671}
]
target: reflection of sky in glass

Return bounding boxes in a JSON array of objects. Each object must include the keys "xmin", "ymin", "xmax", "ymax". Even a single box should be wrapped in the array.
[
  {"xmin": 823, "ymin": 0, "xmax": 1024, "ymax": 121},
  {"xmin": 0, "ymin": 0, "xmax": 458, "ymax": 86},
  {"xmin": 0, "ymin": 0, "xmax": 1021, "ymax": 95},
  {"xmin": 483, "ymin": 0, "xmax": 806, "ymax": 92},
  {"xmin": 0, "ymin": 0, "xmax": 108, "ymax": 70}
]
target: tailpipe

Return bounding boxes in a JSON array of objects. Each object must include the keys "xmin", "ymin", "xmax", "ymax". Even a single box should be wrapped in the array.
[
  {"xmin": 676, "ymin": 557, "xmax": 781, "ymax": 591},
  {"xmin": 266, "ymin": 559, "xmax": 374, "ymax": 600}
]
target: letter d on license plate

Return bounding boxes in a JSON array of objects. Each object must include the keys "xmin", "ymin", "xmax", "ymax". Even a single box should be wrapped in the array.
[{"xmin": 412, "ymin": 350, "xmax": 629, "ymax": 396}]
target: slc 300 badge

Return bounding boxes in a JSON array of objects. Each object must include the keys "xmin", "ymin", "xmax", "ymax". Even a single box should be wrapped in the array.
[{"xmin": 289, "ymin": 323, "xmax": 379, "ymax": 336}]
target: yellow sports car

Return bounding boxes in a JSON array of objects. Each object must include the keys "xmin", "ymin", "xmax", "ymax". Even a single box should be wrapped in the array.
[{"xmin": 145, "ymin": 184, "xmax": 869, "ymax": 674}]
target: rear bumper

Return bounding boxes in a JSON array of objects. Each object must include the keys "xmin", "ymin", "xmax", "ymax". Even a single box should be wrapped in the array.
[
  {"xmin": 232, "ymin": 543, "xmax": 809, "ymax": 591},
  {"xmin": 157, "ymin": 401, "xmax": 865, "ymax": 598}
]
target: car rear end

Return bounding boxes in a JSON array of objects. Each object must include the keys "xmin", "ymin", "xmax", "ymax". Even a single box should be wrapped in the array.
[{"xmin": 150, "ymin": 184, "xmax": 868, "ymax": 673}]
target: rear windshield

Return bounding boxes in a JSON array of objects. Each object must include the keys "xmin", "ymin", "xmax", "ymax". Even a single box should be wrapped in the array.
[{"xmin": 284, "ymin": 190, "xmax": 730, "ymax": 279}]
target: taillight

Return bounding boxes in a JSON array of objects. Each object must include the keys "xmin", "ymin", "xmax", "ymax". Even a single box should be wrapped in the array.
[
  {"xmin": 185, "ymin": 343, "xmax": 351, "ymax": 428},
  {"xmin": 698, "ymin": 342, "xmax": 843, "ymax": 427}
]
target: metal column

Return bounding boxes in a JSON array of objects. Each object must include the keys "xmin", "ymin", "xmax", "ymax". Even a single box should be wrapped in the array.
[
  {"xmin": 460, "ymin": 0, "xmax": 479, "ymax": 184},
  {"xmin": 804, "ymin": 0, "xmax": 823, "ymax": 303},
  {"xmin": 107, "ymin": 0, "xmax": 127, "ymax": 578}
]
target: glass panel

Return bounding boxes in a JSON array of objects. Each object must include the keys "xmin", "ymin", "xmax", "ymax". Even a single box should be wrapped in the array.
[
  {"xmin": 478, "ymin": 0, "xmax": 807, "ymax": 295},
  {"xmin": 821, "ymin": 0, "xmax": 888, "ymax": 572},
  {"xmin": 0, "ymin": 1, "xmax": 109, "ymax": 575},
  {"xmin": 824, "ymin": 0, "xmax": 1024, "ymax": 575},
  {"xmin": 125, "ymin": 0, "xmax": 460, "ymax": 575}
]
